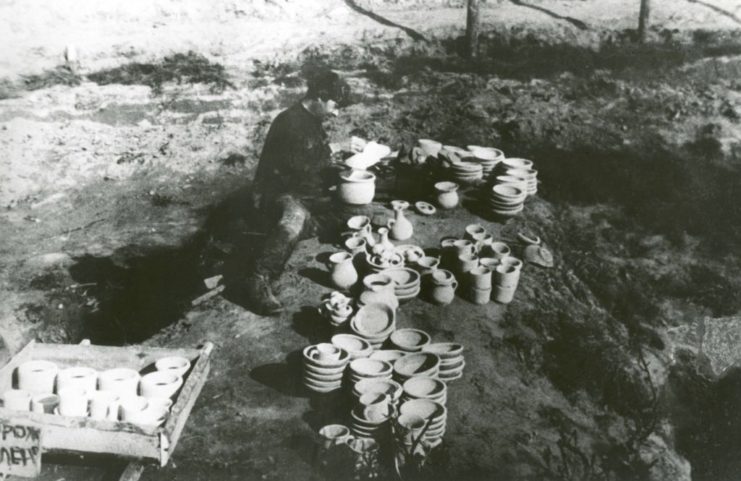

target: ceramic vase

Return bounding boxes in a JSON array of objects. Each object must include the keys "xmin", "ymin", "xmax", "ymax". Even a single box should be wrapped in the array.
[
  {"xmin": 388, "ymin": 205, "xmax": 413, "ymax": 241},
  {"xmin": 328, "ymin": 251, "xmax": 359, "ymax": 291}
]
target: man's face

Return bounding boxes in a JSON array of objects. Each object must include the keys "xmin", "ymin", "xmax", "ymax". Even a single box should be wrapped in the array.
[{"xmin": 319, "ymin": 98, "xmax": 338, "ymax": 119}]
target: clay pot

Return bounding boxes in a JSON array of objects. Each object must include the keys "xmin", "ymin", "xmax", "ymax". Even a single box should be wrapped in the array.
[
  {"xmin": 429, "ymin": 269, "xmax": 458, "ymax": 305},
  {"xmin": 3, "ymin": 389, "xmax": 31, "ymax": 411},
  {"xmin": 344, "ymin": 236, "xmax": 367, "ymax": 255},
  {"xmin": 453, "ymin": 239, "xmax": 475, "ymax": 257},
  {"xmin": 99, "ymin": 368, "xmax": 140, "ymax": 398},
  {"xmin": 118, "ymin": 395, "xmax": 148, "ymax": 422},
  {"xmin": 457, "ymin": 253, "xmax": 479, "ymax": 274},
  {"xmin": 18, "ymin": 360, "xmax": 58, "ymax": 395},
  {"xmin": 414, "ymin": 256, "xmax": 440, "ymax": 274},
  {"xmin": 500, "ymin": 256, "xmax": 523, "ymax": 272},
  {"xmin": 468, "ymin": 265, "xmax": 492, "ymax": 289},
  {"xmin": 434, "ymin": 181, "xmax": 460, "ymax": 209},
  {"xmin": 327, "ymin": 251, "xmax": 358, "ymax": 291},
  {"xmin": 155, "ymin": 356, "xmax": 191, "ymax": 377},
  {"xmin": 388, "ymin": 204, "xmax": 414, "ymax": 241},
  {"xmin": 479, "ymin": 257, "xmax": 501, "ymax": 270},
  {"xmin": 360, "ymin": 274, "xmax": 398, "ymax": 310},
  {"xmin": 338, "ymin": 170, "xmax": 376, "ymax": 205},
  {"xmin": 469, "ymin": 286, "xmax": 492, "ymax": 305},
  {"xmin": 31, "ymin": 394, "xmax": 59, "ymax": 414}
]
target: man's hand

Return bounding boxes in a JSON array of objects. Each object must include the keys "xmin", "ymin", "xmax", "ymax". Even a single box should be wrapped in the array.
[{"xmin": 350, "ymin": 136, "xmax": 367, "ymax": 153}]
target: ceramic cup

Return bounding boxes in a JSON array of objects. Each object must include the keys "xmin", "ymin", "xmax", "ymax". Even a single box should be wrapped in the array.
[
  {"xmin": 127, "ymin": 405, "xmax": 169, "ymax": 427},
  {"xmin": 18, "ymin": 360, "xmax": 58, "ymax": 395},
  {"xmin": 479, "ymin": 257, "xmax": 501, "ymax": 270},
  {"xmin": 494, "ymin": 264, "xmax": 521, "ymax": 287},
  {"xmin": 147, "ymin": 397, "xmax": 173, "ymax": 412},
  {"xmin": 31, "ymin": 393, "xmax": 59, "ymax": 414},
  {"xmin": 457, "ymin": 253, "xmax": 479, "ymax": 274},
  {"xmin": 493, "ymin": 284, "xmax": 517, "ymax": 304},
  {"xmin": 313, "ymin": 343, "xmax": 342, "ymax": 363},
  {"xmin": 98, "ymin": 368, "xmax": 141, "ymax": 398},
  {"xmin": 464, "ymin": 224, "xmax": 486, "ymax": 242},
  {"xmin": 453, "ymin": 239, "xmax": 475, "ymax": 257},
  {"xmin": 488, "ymin": 242, "xmax": 511, "ymax": 260},
  {"xmin": 3, "ymin": 389, "xmax": 31, "ymax": 411},
  {"xmin": 470, "ymin": 286, "xmax": 492, "ymax": 305},
  {"xmin": 359, "ymin": 392, "xmax": 391, "ymax": 422},
  {"xmin": 318, "ymin": 424, "xmax": 352, "ymax": 450},
  {"xmin": 89, "ymin": 391, "xmax": 120, "ymax": 421},
  {"xmin": 118, "ymin": 395, "xmax": 149, "ymax": 422},
  {"xmin": 415, "ymin": 256, "xmax": 440, "ymax": 275},
  {"xmin": 139, "ymin": 371, "xmax": 183, "ymax": 399},
  {"xmin": 57, "ymin": 387, "xmax": 89, "ymax": 417},
  {"xmin": 57, "ymin": 366, "xmax": 98, "ymax": 393},
  {"xmin": 396, "ymin": 413, "xmax": 426, "ymax": 444},
  {"xmin": 469, "ymin": 266, "xmax": 492, "ymax": 289},
  {"xmin": 155, "ymin": 356, "xmax": 191, "ymax": 377}
]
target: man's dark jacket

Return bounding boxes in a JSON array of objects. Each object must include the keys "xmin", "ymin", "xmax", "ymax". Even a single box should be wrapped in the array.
[{"xmin": 253, "ymin": 103, "xmax": 334, "ymax": 203}]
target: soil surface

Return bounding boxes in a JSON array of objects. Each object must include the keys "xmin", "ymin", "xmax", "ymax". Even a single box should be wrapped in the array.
[{"xmin": 4, "ymin": 1, "xmax": 741, "ymax": 480}]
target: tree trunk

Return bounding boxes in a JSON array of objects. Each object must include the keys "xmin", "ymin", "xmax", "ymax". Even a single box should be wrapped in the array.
[
  {"xmin": 466, "ymin": 0, "xmax": 480, "ymax": 59},
  {"xmin": 638, "ymin": 0, "xmax": 651, "ymax": 44}
]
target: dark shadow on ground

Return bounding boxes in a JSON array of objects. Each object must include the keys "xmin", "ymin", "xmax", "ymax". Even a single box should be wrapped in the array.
[
  {"xmin": 343, "ymin": 0, "xmax": 428, "ymax": 42},
  {"xmin": 510, "ymin": 0, "xmax": 588, "ymax": 30},
  {"xmin": 249, "ymin": 349, "xmax": 306, "ymax": 398}
]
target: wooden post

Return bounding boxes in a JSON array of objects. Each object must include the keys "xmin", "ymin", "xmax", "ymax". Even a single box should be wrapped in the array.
[
  {"xmin": 466, "ymin": 0, "xmax": 480, "ymax": 59},
  {"xmin": 638, "ymin": 0, "xmax": 651, "ymax": 44}
]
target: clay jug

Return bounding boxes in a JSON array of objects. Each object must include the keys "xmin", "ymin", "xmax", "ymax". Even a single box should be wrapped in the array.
[
  {"xmin": 328, "ymin": 252, "xmax": 358, "ymax": 291},
  {"xmin": 388, "ymin": 205, "xmax": 413, "ymax": 241},
  {"xmin": 376, "ymin": 227, "xmax": 395, "ymax": 253}
]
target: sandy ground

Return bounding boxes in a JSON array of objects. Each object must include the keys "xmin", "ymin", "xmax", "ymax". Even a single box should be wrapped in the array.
[{"xmin": 4, "ymin": 1, "xmax": 741, "ymax": 480}]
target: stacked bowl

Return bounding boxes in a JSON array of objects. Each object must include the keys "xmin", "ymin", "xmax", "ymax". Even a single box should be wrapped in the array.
[
  {"xmin": 350, "ymin": 403, "xmax": 390, "ymax": 439},
  {"xmin": 448, "ymin": 161, "xmax": 483, "ymax": 185},
  {"xmin": 401, "ymin": 376, "xmax": 447, "ymax": 406},
  {"xmin": 503, "ymin": 167, "xmax": 538, "ymax": 196},
  {"xmin": 423, "ymin": 343, "xmax": 465, "ymax": 382},
  {"xmin": 369, "ymin": 350, "xmax": 407, "ymax": 365},
  {"xmin": 393, "ymin": 352, "xmax": 441, "ymax": 384},
  {"xmin": 352, "ymin": 378, "xmax": 403, "ymax": 405},
  {"xmin": 350, "ymin": 303, "xmax": 396, "ymax": 349},
  {"xmin": 467, "ymin": 146, "xmax": 504, "ymax": 178},
  {"xmin": 380, "ymin": 267, "xmax": 421, "ymax": 303},
  {"xmin": 486, "ymin": 184, "xmax": 527, "ymax": 217},
  {"xmin": 349, "ymin": 358, "xmax": 393, "ymax": 386},
  {"xmin": 331, "ymin": 334, "xmax": 373, "ymax": 360},
  {"xmin": 302, "ymin": 344, "xmax": 350, "ymax": 393},
  {"xmin": 389, "ymin": 328, "xmax": 431, "ymax": 353},
  {"xmin": 399, "ymin": 398, "xmax": 447, "ymax": 443}
]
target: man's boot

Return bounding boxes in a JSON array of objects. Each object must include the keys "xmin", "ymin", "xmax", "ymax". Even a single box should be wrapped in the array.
[{"xmin": 245, "ymin": 273, "xmax": 283, "ymax": 316}]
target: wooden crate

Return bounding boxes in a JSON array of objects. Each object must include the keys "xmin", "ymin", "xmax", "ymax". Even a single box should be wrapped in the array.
[{"xmin": 0, "ymin": 341, "xmax": 213, "ymax": 467}]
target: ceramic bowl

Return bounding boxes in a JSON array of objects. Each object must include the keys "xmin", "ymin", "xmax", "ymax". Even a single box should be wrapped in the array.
[
  {"xmin": 492, "ymin": 184, "xmax": 526, "ymax": 200},
  {"xmin": 395, "ymin": 245, "xmax": 425, "ymax": 264},
  {"xmin": 351, "ymin": 303, "xmax": 396, "ymax": 335},
  {"xmin": 303, "ymin": 361, "xmax": 347, "ymax": 377},
  {"xmin": 155, "ymin": 356, "xmax": 191, "ymax": 377},
  {"xmin": 393, "ymin": 353, "xmax": 441, "ymax": 380},
  {"xmin": 415, "ymin": 201, "xmax": 436, "ymax": 216},
  {"xmin": 350, "ymin": 358, "xmax": 393, "ymax": 379},
  {"xmin": 351, "ymin": 406, "xmax": 390, "ymax": 426},
  {"xmin": 318, "ymin": 424, "xmax": 351, "ymax": 448},
  {"xmin": 399, "ymin": 399, "xmax": 446, "ymax": 423},
  {"xmin": 139, "ymin": 371, "xmax": 183, "ymax": 399},
  {"xmin": 381, "ymin": 267, "xmax": 420, "ymax": 289},
  {"xmin": 338, "ymin": 170, "xmax": 376, "ymax": 205},
  {"xmin": 390, "ymin": 329, "xmax": 431, "ymax": 352},
  {"xmin": 353, "ymin": 378, "xmax": 403, "ymax": 401},
  {"xmin": 331, "ymin": 334, "xmax": 372, "ymax": 359},
  {"xmin": 347, "ymin": 437, "xmax": 380, "ymax": 454},
  {"xmin": 500, "ymin": 157, "xmax": 534, "ymax": 170},
  {"xmin": 304, "ymin": 369, "xmax": 345, "ymax": 383},
  {"xmin": 422, "ymin": 343, "xmax": 464, "ymax": 360},
  {"xmin": 369, "ymin": 350, "xmax": 407, "ymax": 364},
  {"xmin": 303, "ymin": 345, "xmax": 350, "ymax": 368},
  {"xmin": 347, "ymin": 215, "xmax": 371, "ymax": 231},
  {"xmin": 403, "ymin": 377, "xmax": 447, "ymax": 400},
  {"xmin": 418, "ymin": 139, "xmax": 442, "ymax": 157}
]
